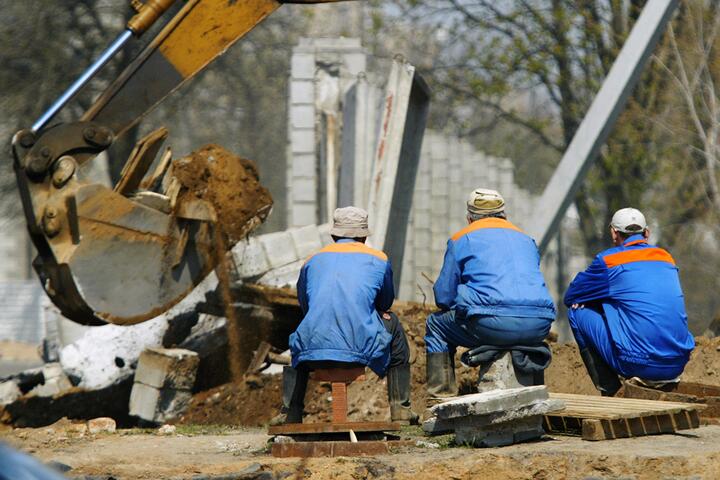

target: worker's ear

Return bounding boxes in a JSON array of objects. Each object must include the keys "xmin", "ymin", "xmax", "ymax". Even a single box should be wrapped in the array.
[
  {"xmin": 610, "ymin": 227, "xmax": 621, "ymax": 246},
  {"xmin": 643, "ymin": 228, "xmax": 650, "ymax": 240}
]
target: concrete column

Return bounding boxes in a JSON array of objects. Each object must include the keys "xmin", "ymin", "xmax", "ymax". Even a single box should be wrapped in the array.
[{"xmin": 287, "ymin": 38, "xmax": 367, "ymax": 228}]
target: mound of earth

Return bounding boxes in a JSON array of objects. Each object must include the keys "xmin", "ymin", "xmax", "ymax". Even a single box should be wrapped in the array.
[{"xmin": 178, "ymin": 302, "xmax": 720, "ymax": 426}]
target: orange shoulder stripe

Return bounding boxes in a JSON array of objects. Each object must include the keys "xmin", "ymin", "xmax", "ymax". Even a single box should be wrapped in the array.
[
  {"xmin": 306, "ymin": 242, "xmax": 388, "ymax": 263},
  {"xmin": 623, "ymin": 239, "xmax": 647, "ymax": 247},
  {"xmin": 603, "ymin": 247, "xmax": 675, "ymax": 268},
  {"xmin": 451, "ymin": 217, "xmax": 523, "ymax": 241}
]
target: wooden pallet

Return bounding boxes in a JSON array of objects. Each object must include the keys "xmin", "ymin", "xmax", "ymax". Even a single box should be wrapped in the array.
[
  {"xmin": 619, "ymin": 381, "xmax": 720, "ymax": 423},
  {"xmin": 544, "ymin": 393, "xmax": 706, "ymax": 441}
]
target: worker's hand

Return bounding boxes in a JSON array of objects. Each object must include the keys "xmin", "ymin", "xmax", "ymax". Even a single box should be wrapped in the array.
[{"xmin": 571, "ymin": 304, "xmax": 584, "ymax": 309}]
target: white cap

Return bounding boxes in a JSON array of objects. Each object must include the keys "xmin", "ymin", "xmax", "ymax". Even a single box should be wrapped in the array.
[
  {"xmin": 467, "ymin": 188, "xmax": 505, "ymax": 215},
  {"xmin": 330, "ymin": 206, "xmax": 371, "ymax": 238},
  {"xmin": 610, "ymin": 208, "xmax": 647, "ymax": 234}
]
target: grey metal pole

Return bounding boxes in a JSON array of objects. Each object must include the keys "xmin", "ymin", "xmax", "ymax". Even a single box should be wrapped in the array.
[
  {"xmin": 31, "ymin": 29, "xmax": 134, "ymax": 133},
  {"xmin": 527, "ymin": 0, "xmax": 679, "ymax": 253}
]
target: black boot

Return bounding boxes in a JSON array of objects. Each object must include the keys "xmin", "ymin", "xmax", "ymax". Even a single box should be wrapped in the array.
[
  {"xmin": 387, "ymin": 364, "xmax": 419, "ymax": 425},
  {"xmin": 426, "ymin": 351, "xmax": 458, "ymax": 404},
  {"xmin": 579, "ymin": 347, "xmax": 622, "ymax": 396},
  {"xmin": 269, "ymin": 366, "xmax": 307, "ymax": 425}
]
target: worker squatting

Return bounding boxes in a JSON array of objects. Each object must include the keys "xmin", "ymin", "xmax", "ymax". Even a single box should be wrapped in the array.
[{"xmin": 272, "ymin": 191, "xmax": 695, "ymax": 425}]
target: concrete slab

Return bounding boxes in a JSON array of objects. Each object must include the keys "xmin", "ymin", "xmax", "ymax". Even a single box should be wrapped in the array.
[
  {"xmin": 260, "ymin": 232, "xmax": 298, "ymax": 270},
  {"xmin": 234, "ymin": 238, "xmax": 269, "ymax": 279},
  {"xmin": 289, "ymin": 225, "xmax": 322, "ymax": 259},
  {"xmin": 134, "ymin": 348, "xmax": 199, "ymax": 391},
  {"xmin": 430, "ymin": 386, "xmax": 548, "ymax": 420},
  {"xmin": 454, "ymin": 416, "xmax": 545, "ymax": 448},
  {"xmin": 423, "ymin": 398, "xmax": 565, "ymax": 435},
  {"xmin": 128, "ymin": 382, "xmax": 192, "ymax": 424}
]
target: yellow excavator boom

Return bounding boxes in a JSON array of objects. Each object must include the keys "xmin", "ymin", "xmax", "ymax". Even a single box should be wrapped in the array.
[{"xmin": 12, "ymin": 0, "xmax": 354, "ymax": 325}]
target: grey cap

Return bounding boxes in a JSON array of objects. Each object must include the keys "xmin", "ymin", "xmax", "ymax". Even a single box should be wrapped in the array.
[
  {"xmin": 610, "ymin": 207, "xmax": 647, "ymax": 233},
  {"xmin": 330, "ymin": 206, "xmax": 371, "ymax": 238},
  {"xmin": 467, "ymin": 188, "xmax": 505, "ymax": 215}
]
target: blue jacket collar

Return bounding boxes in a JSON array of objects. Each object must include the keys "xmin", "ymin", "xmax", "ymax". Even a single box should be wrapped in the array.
[
  {"xmin": 623, "ymin": 234, "xmax": 647, "ymax": 247},
  {"xmin": 336, "ymin": 238, "xmax": 357, "ymax": 244}
]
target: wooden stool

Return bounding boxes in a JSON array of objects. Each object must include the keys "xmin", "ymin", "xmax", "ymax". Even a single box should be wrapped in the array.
[
  {"xmin": 311, "ymin": 367, "xmax": 366, "ymax": 423},
  {"xmin": 268, "ymin": 365, "xmax": 402, "ymax": 458}
]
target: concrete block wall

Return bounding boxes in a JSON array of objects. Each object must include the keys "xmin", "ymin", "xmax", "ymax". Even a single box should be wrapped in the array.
[
  {"xmin": 287, "ymin": 38, "xmax": 368, "ymax": 228},
  {"xmin": 397, "ymin": 134, "xmax": 542, "ymax": 303},
  {"xmin": 232, "ymin": 223, "xmax": 332, "ymax": 288}
]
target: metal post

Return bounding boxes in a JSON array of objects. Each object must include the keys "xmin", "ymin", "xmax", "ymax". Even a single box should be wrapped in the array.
[
  {"xmin": 32, "ymin": 30, "xmax": 133, "ymax": 133},
  {"xmin": 527, "ymin": 0, "xmax": 679, "ymax": 253}
]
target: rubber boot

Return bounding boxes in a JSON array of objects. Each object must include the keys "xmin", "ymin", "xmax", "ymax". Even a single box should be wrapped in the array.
[
  {"xmin": 579, "ymin": 347, "xmax": 622, "ymax": 397},
  {"xmin": 269, "ymin": 366, "xmax": 307, "ymax": 425},
  {"xmin": 426, "ymin": 351, "xmax": 458, "ymax": 407},
  {"xmin": 387, "ymin": 364, "xmax": 419, "ymax": 425}
]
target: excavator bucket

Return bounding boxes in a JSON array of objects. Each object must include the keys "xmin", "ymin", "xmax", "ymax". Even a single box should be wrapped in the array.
[
  {"xmin": 12, "ymin": 0, "xmax": 356, "ymax": 325},
  {"xmin": 13, "ymin": 125, "xmax": 271, "ymax": 325}
]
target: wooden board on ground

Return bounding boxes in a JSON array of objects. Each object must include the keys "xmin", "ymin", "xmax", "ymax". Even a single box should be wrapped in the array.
[
  {"xmin": 271, "ymin": 440, "xmax": 412, "ymax": 458},
  {"xmin": 545, "ymin": 392, "xmax": 705, "ymax": 441},
  {"xmin": 619, "ymin": 381, "xmax": 720, "ymax": 423},
  {"xmin": 269, "ymin": 421, "xmax": 400, "ymax": 436}
]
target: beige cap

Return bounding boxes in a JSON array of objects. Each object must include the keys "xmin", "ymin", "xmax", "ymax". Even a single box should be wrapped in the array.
[
  {"xmin": 330, "ymin": 206, "xmax": 371, "ymax": 238},
  {"xmin": 467, "ymin": 188, "xmax": 505, "ymax": 215},
  {"xmin": 611, "ymin": 208, "xmax": 647, "ymax": 233}
]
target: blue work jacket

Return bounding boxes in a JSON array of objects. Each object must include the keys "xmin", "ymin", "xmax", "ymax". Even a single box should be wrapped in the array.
[
  {"xmin": 434, "ymin": 217, "xmax": 556, "ymax": 321},
  {"xmin": 564, "ymin": 235, "xmax": 694, "ymax": 367},
  {"xmin": 290, "ymin": 239, "xmax": 393, "ymax": 376}
]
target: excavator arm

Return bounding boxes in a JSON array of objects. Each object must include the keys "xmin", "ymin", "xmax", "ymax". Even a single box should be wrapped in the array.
[{"xmin": 12, "ymin": 0, "xmax": 352, "ymax": 326}]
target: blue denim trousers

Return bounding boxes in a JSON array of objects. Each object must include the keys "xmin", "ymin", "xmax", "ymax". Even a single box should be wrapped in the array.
[{"xmin": 424, "ymin": 309, "xmax": 551, "ymax": 354}]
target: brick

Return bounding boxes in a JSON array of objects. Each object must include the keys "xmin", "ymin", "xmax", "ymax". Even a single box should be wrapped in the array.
[
  {"xmin": 134, "ymin": 348, "xmax": 199, "ymax": 390},
  {"xmin": 290, "ymin": 225, "xmax": 322, "ymax": 258},
  {"xmin": 260, "ymin": 231, "xmax": 299, "ymax": 269},
  {"xmin": 291, "ymin": 153, "xmax": 316, "ymax": 178},
  {"xmin": 291, "ymin": 204, "xmax": 317, "ymax": 228},
  {"xmin": 430, "ymin": 386, "xmax": 548, "ymax": 420},
  {"xmin": 317, "ymin": 223, "xmax": 333, "ymax": 245},
  {"xmin": 257, "ymin": 260, "xmax": 304, "ymax": 288},
  {"xmin": 291, "ymin": 129, "xmax": 315, "ymax": 154},
  {"xmin": 234, "ymin": 238, "xmax": 270, "ymax": 279},
  {"xmin": 290, "ymin": 80, "xmax": 314, "ymax": 104},
  {"xmin": 129, "ymin": 382, "xmax": 193, "ymax": 424},
  {"xmin": 291, "ymin": 52, "xmax": 315, "ymax": 79},
  {"xmin": 290, "ymin": 105, "xmax": 316, "ymax": 130},
  {"xmin": 291, "ymin": 178, "xmax": 316, "ymax": 203}
]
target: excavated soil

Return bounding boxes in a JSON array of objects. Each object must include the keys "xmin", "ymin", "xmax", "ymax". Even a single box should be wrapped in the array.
[
  {"xmin": 179, "ymin": 303, "xmax": 720, "ymax": 426},
  {"xmin": 172, "ymin": 144, "xmax": 273, "ymax": 244}
]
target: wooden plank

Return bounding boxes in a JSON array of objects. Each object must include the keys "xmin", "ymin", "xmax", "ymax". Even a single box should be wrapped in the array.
[
  {"xmin": 272, "ymin": 441, "xmax": 389, "ymax": 458},
  {"xmin": 551, "ymin": 392, "xmax": 703, "ymax": 410},
  {"xmin": 246, "ymin": 341, "xmax": 272, "ymax": 374},
  {"xmin": 331, "ymin": 382, "xmax": 348, "ymax": 423},
  {"xmin": 268, "ymin": 421, "xmax": 401, "ymax": 436}
]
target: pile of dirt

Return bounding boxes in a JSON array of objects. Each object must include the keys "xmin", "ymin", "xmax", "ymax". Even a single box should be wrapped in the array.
[
  {"xmin": 172, "ymin": 144, "xmax": 273, "ymax": 244},
  {"xmin": 178, "ymin": 303, "xmax": 720, "ymax": 426}
]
